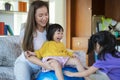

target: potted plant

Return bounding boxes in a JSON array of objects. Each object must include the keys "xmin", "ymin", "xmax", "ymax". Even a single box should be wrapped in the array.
[{"xmin": 4, "ymin": 2, "xmax": 11, "ymax": 11}]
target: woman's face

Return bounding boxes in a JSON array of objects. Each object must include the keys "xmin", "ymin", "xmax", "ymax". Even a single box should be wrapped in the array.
[{"xmin": 35, "ymin": 6, "xmax": 49, "ymax": 29}]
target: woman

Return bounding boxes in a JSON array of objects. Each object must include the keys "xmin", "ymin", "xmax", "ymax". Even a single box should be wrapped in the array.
[{"xmin": 14, "ymin": 1, "xmax": 51, "ymax": 80}]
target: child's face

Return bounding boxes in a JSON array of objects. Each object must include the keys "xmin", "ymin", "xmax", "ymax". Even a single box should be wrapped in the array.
[
  {"xmin": 94, "ymin": 43, "xmax": 101, "ymax": 54},
  {"xmin": 53, "ymin": 29, "xmax": 63, "ymax": 42}
]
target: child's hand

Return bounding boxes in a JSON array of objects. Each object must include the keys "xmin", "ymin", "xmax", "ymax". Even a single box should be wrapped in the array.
[
  {"xmin": 72, "ymin": 53, "xmax": 79, "ymax": 58},
  {"xmin": 72, "ymin": 53, "xmax": 77, "ymax": 57}
]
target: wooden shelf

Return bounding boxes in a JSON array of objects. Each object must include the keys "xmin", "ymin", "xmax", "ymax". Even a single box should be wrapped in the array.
[
  {"xmin": 72, "ymin": 37, "xmax": 89, "ymax": 52},
  {"xmin": 117, "ymin": 38, "xmax": 120, "ymax": 40},
  {"xmin": 0, "ymin": 10, "xmax": 27, "ymax": 14}
]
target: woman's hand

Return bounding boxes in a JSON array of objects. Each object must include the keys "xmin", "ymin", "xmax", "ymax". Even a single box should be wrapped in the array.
[{"xmin": 24, "ymin": 51, "xmax": 36, "ymax": 58}]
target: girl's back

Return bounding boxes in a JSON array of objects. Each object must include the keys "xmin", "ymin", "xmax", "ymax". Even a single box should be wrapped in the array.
[{"xmin": 93, "ymin": 53, "xmax": 120, "ymax": 80}]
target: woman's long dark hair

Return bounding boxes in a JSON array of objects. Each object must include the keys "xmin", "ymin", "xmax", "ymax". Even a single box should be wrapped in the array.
[
  {"xmin": 87, "ymin": 31, "xmax": 119, "ymax": 60},
  {"xmin": 22, "ymin": 1, "xmax": 49, "ymax": 51}
]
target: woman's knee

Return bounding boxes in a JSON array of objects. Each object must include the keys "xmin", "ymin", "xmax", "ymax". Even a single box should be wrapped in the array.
[{"xmin": 14, "ymin": 61, "xmax": 32, "ymax": 80}]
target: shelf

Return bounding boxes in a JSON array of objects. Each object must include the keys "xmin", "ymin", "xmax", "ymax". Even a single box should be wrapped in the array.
[
  {"xmin": 117, "ymin": 38, "xmax": 120, "ymax": 40},
  {"xmin": 72, "ymin": 37, "xmax": 89, "ymax": 52},
  {"xmin": 0, "ymin": 10, "xmax": 28, "ymax": 14},
  {"xmin": 0, "ymin": 0, "xmax": 29, "ymax": 2},
  {"xmin": 0, "ymin": 0, "xmax": 28, "ymax": 35}
]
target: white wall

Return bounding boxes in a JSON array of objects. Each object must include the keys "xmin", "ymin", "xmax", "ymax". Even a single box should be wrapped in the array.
[{"xmin": 49, "ymin": 0, "xmax": 66, "ymax": 45}]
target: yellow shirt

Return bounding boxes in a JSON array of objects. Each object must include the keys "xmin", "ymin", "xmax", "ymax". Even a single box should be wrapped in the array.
[{"xmin": 35, "ymin": 41, "xmax": 73, "ymax": 59}]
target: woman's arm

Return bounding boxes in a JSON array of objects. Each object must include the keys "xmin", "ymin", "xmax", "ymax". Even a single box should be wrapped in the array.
[
  {"xmin": 64, "ymin": 66, "xmax": 98, "ymax": 77},
  {"xmin": 25, "ymin": 52, "xmax": 53, "ymax": 70}
]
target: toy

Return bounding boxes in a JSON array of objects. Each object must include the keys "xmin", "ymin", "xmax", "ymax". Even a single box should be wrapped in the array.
[
  {"xmin": 98, "ymin": 16, "xmax": 117, "ymax": 31},
  {"xmin": 98, "ymin": 16, "xmax": 120, "ymax": 37},
  {"xmin": 36, "ymin": 66, "xmax": 85, "ymax": 80}
]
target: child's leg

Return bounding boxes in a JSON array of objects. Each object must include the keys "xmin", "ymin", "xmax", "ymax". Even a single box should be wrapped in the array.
[
  {"xmin": 27, "ymin": 56, "xmax": 64, "ymax": 80},
  {"xmin": 65, "ymin": 57, "xmax": 91, "ymax": 80},
  {"xmin": 66, "ymin": 57, "xmax": 85, "ymax": 72},
  {"xmin": 49, "ymin": 59, "xmax": 64, "ymax": 80}
]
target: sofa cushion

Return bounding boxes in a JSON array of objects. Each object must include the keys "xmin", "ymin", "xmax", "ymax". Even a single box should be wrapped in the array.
[
  {"xmin": 0, "ymin": 36, "xmax": 22, "ymax": 67},
  {"xmin": 0, "ymin": 67, "xmax": 15, "ymax": 80}
]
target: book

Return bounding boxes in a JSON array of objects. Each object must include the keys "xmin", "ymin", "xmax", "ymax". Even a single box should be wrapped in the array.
[
  {"xmin": 18, "ymin": 1, "xmax": 27, "ymax": 12},
  {"xmin": 4, "ymin": 25, "xmax": 8, "ymax": 35},
  {"xmin": 0, "ymin": 22, "xmax": 4, "ymax": 35},
  {"xmin": 7, "ymin": 25, "xmax": 14, "ymax": 35}
]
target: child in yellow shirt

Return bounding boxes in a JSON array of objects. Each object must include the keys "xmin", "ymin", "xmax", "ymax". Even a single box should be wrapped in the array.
[{"xmin": 26, "ymin": 24, "xmax": 85, "ymax": 80}]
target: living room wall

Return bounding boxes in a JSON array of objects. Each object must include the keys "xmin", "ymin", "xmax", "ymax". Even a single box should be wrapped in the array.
[{"xmin": 49, "ymin": 0, "xmax": 66, "ymax": 45}]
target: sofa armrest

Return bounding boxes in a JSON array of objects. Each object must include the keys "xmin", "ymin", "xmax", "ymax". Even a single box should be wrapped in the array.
[{"xmin": 0, "ymin": 36, "xmax": 22, "ymax": 67}]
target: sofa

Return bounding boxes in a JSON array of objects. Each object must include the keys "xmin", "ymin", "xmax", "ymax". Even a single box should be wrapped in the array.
[
  {"xmin": 0, "ymin": 36, "xmax": 22, "ymax": 80},
  {"xmin": 0, "ymin": 36, "xmax": 110, "ymax": 80}
]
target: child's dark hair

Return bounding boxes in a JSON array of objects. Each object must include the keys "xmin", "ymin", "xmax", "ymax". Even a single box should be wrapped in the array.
[
  {"xmin": 47, "ymin": 23, "xmax": 64, "ymax": 41},
  {"xmin": 87, "ymin": 31, "xmax": 120, "ymax": 60}
]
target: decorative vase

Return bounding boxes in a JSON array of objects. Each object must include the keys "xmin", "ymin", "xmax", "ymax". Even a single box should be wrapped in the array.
[{"xmin": 5, "ymin": 2, "xmax": 11, "ymax": 11}]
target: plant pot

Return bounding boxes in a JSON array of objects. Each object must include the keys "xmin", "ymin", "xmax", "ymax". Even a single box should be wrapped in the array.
[{"xmin": 5, "ymin": 2, "xmax": 11, "ymax": 11}]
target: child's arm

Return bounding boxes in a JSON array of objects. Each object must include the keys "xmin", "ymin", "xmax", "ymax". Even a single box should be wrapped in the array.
[{"xmin": 64, "ymin": 66, "xmax": 98, "ymax": 77}]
